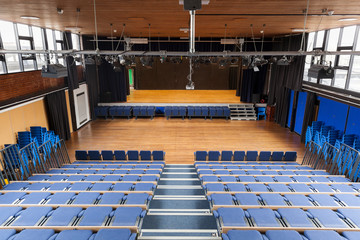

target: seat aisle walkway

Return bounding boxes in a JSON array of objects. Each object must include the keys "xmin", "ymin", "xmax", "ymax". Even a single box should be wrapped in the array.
[{"xmin": 139, "ymin": 164, "xmax": 221, "ymax": 240}]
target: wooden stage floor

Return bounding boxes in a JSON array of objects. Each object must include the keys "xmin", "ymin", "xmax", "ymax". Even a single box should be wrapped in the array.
[
  {"xmin": 66, "ymin": 118, "xmax": 305, "ymax": 164},
  {"xmin": 126, "ymin": 90, "xmax": 241, "ymax": 103}
]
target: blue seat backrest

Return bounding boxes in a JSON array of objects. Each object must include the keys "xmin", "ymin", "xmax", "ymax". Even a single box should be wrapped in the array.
[
  {"xmin": 140, "ymin": 151, "xmax": 152, "ymax": 160},
  {"xmin": 233, "ymin": 151, "xmax": 245, "ymax": 161},
  {"xmin": 75, "ymin": 150, "xmax": 88, "ymax": 160},
  {"xmin": 272, "ymin": 151, "xmax": 284, "ymax": 161},
  {"xmin": 246, "ymin": 151, "xmax": 258, "ymax": 161},
  {"xmin": 259, "ymin": 151, "xmax": 271, "ymax": 161},
  {"xmin": 221, "ymin": 151, "xmax": 233, "ymax": 161},
  {"xmin": 284, "ymin": 151, "xmax": 297, "ymax": 161},
  {"xmin": 208, "ymin": 151, "xmax": 220, "ymax": 161},
  {"xmin": 114, "ymin": 150, "xmax": 126, "ymax": 160},
  {"xmin": 101, "ymin": 150, "xmax": 114, "ymax": 160},
  {"xmin": 128, "ymin": 150, "xmax": 139, "ymax": 160},
  {"xmin": 152, "ymin": 151, "xmax": 164, "ymax": 160},
  {"xmin": 88, "ymin": 150, "xmax": 101, "ymax": 160},
  {"xmin": 195, "ymin": 151, "xmax": 207, "ymax": 161}
]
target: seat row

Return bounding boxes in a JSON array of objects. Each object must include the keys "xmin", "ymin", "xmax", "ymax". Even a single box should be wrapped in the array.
[
  {"xmin": 194, "ymin": 151, "xmax": 297, "ymax": 162},
  {"xmin": 165, "ymin": 106, "xmax": 231, "ymax": 120},
  {"xmin": 208, "ymin": 192, "xmax": 360, "ymax": 207},
  {"xmin": 0, "ymin": 192, "xmax": 151, "ymax": 206},
  {"xmin": 75, "ymin": 150, "xmax": 165, "ymax": 161},
  {"xmin": 4, "ymin": 182, "xmax": 156, "ymax": 192},
  {"xmin": 29, "ymin": 173, "xmax": 160, "ymax": 181},
  {"xmin": 0, "ymin": 229, "xmax": 136, "ymax": 240},
  {"xmin": 215, "ymin": 207, "xmax": 360, "ymax": 230},
  {"xmin": 0, "ymin": 206, "xmax": 144, "ymax": 228},
  {"xmin": 201, "ymin": 175, "xmax": 349, "ymax": 183},
  {"xmin": 198, "ymin": 169, "xmax": 329, "ymax": 175},
  {"xmin": 49, "ymin": 168, "xmax": 162, "ymax": 174},
  {"xmin": 61, "ymin": 164, "xmax": 163, "ymax": 169},
  {"xmin": 196, "ymin": 164, "xmax": 309, "ymax": 170},
  {"xmin": 204, "ymin": 182, "xmax": 360, "ymax": 193},
  {"xmin": 95, "ymin": 106, "xmax": 156, "ymax": 120},
  {"xmin": 222, "ymin": 229, "xmax": 359, "ymax": 240}
]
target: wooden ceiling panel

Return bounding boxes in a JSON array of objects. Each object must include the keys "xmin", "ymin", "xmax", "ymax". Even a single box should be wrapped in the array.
[{"xmin": 0, "ymin": 0, "xmax": 359, "ymax": 37}]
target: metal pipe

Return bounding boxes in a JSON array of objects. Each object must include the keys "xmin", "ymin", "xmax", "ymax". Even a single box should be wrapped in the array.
[{"xmin": 190, "ymin": 10, "xmax": 196, "ymax": 54}]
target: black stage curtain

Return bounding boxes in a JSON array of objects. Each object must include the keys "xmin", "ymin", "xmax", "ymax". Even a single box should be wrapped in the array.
[
  {"xmin": 229, "ymin": 67, "xmax": 238, "ymax": 90},
  {"xmin": 240, "ymin": 65, "xmax": 268, "ymax": 103},
  {"xmin": 46, "ymin": 90, "xmax": 71, "ymax": 140},
  {"xmin": 86, "ymin": 63, "xmax": 99, "ymax": 119},
  {"xmin": 66, "ymin": 56, "xmax": 79, "ymax": 90},
  {"xmin": 268, "ymin": 34, "xmax": 307, "ymax": 127},
  {"xmin": 301, "ymin": 92, "xmax": 317, "ymax": 142},
  {"xmin": 98, "ymin": 60, "xmax": 127, "ymax": 102}
]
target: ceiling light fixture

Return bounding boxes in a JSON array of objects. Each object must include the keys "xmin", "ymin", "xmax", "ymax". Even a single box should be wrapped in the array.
[
  {"xmin": 179, "ymin": 0, "xmax": 210, "ymax": 5},
  {"xmin": 180, "ymin": 27, "xmax": 189, "ymax": 33},
  {"xmin": 338, "ymin": 18, "xmax": 357, "ymax": 22},
  {"xmin": 65, "ymin": 26, "xmax": 82, "ymax": 31},
  {"xmin": 20, "ymin": 16, "xmax": 40, "ymax": 20},
  {"xmin": 292, "ymin": 28, "xmax": 308, "ymax": 32}
]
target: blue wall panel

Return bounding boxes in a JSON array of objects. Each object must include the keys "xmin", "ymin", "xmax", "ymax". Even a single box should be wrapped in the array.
[
  {"xmin": 317, "ymin": 96, "xmax": 348, "ymax": 132},
  {"xmin": 294, "ymin": 92, "xmax": 307, "ymax": 134},
  {"xmin": 287, "ymin": 90, "xmax": 294, "ymax": 128},
  {"xmin": 346, "ymin": 106, "xmax": 360, "ymax": 135}
]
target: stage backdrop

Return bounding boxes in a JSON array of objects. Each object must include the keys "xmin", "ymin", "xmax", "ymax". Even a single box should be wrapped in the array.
[{"xmin": 134, "ymin": 58, "xmax": 235, "ymax": 90}]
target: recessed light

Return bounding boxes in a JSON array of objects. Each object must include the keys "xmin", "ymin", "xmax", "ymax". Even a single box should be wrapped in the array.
[
  {"xmin": 292, "ymin": 28, "xmax": 308, "ymax": 32},
  {"xmin": 180, "ymin": 28, "xmax": 189, "ymax": 32},
  {"xmin": 20, "ymin": 16, "xmax": 40, "ymax": 20},
  {"xmin": 338, "ymin": 18, "xmax": 357, "ymax": 22}
]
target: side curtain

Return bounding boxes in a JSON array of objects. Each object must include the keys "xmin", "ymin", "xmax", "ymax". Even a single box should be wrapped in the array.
[
  {"xmin": 240, "ymin": 65, "xmax": 267, "ymax": 103},
  {"xmin": 45, "ymin": 90, "xmax": 71, "ymax": 140},
  {"xmin": 300, "ymin": 92, "xmax": 317, "ymax": 142},
  {"xmin": 98, "ymin": 60, "xmax": 127, "ymax": 102},
  {"xmin": 86, "ymin": 63, "xmax": 99, "ymax": 119},
  {"xmin": 228, "ymin": 67, "xmax": 238, "ymax": 90},
  {"xmin": 65, "ymin": 56, "xmax": 79, "ymax": 90}
]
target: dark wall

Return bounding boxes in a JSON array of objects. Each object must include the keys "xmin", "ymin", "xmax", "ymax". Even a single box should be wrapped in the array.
[{"xmin": 135, "ymin": 58, "xmax": 231, "ymax": 90}]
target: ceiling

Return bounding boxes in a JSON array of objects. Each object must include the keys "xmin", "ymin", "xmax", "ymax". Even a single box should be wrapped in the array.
[{"xmin": 1, "ymin": 0, "xmax": 360, "ymax": 38}]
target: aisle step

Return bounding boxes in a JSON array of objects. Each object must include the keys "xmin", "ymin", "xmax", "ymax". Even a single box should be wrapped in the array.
[
  {"xmin": 157, "ymin": 185, "xmax": 202, "ymax": 189},
  {"xmin": 141, "ymin": 215, "xmax": 217, "ymax": 229},
  {"xmin": 158, "ymin": 180, "xmax": 200, "ymax": 185},
  {"xmin": 138, "ymin": 229, "xmax": 221, "ymax": 240},
  {"xmin": 154, "ymin": 189, "xmax": 204, "ymax": 195},
  {"xmin": 149, "ymin": 199, "xmax": 210, "ymax": 209}
]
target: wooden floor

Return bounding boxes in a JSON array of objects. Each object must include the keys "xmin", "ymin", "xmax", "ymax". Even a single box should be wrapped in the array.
[
  {"xmin": 126, "ymin": 90, "xmax": 242, "ymax": 103},
  {"xmin": 66, "ymin": 118, "xmax": 305, "ymax": 164}
]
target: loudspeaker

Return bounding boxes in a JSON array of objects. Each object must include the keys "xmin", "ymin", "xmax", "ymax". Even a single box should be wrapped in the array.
[{"xmin": 184, "ymin": 0, "xmax": 202, "ymax": 10}]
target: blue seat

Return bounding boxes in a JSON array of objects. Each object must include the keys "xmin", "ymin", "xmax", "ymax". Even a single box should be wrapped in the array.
[
  {"xmin": 247, "ymin": 208, "xmax": 280, "ymax": 227},
  {"xmin": 75, "ymin": 150, "xmax": 88, "ymax": 160},
  {"xmin": 152, "ymin": 151, "xmax": 164, "ymax": 160},
  {"xmin": 274, "ymin": 176, "xmax": 294, "ymax": 182},
  {"xmin": 309, "ymin": 194, "xmax": 339, "ymax": 206},
  {"xmin": 222, "ymin": 230, "xmax": 263, "ymax": 240},
  {"xmin": 289, "ymin": 183, "xmax": 313, "ymax": 192},
  {"xmin": 187, "ymin": 106, "xmax": 195, "ymax": 119},
  {"xmin": 304, "ymin": 230, "xmax": 345, "ymax": 240},
  {"xmin": 179, "ymin": 107, "xmax": 187, "ymax": 120},
  {"xmin": 284, "ymin": 151, "xmax": 297, "ymax": 161},
  {"xmin": 101, "ymin": 150, "xmax": 114, "ymax": 160},
  {"xmin": 201, "ymin": 107, "xmax": 208, "ymax": 119},
  {"xmin": 311, "ymin": 184, "xmax": 335, "ymax": 192},
  {"xmin": 4, "ymin": 182, "xmax": 29, "ymax": 190},
  {"xmin": 246, "ymin": 151, "xmax": 258, "ymax": 161},
  {"xmin": 0, "ymin": 193, "xmax": 26, "ymax": 205},
  {"xmin": 21, "ymin": 192, "xmax": 50, "ymax": 204},
  {"xmin": 125, "ymin": 193, "xmax": 151, "ymax": 205},
  {"xmin": 223, "ymin": 107, "xmax": 231, "ymax": 120},
  {"xmin": 164, "ymin": 106, "xmax": 172, "ymax": 119},
  {"xmin": 267, "ymin": 184, "xmax": 291, "ymax": 193},
  {"xmin": 88, "ymin": 150, "xmax": 101, "ymax": 160},
  {"xmin": 220, "ymin": 176, "xmax": 237, "ymax": 182},
  {"xmin": 265, "ymin": 230, "xmax": 303, "ymax": 240},
  {"xmin": 221, "ymin": 151, "xmax": 233, "ymax": 161},
  {"xmin": 113, "ymin": 183, "xmax": 134, "ymax": 191},
  {"xmin": 307, "ymin": 209, "xmax": 349, "ymax": 228},
  {"xmin": 311, "ymin": 176, "xmax": 331, "ymax": 183},
  {"xmin": 209, "ymin": 107, "xmax": 217, "ymax": 120},
  {"xmin": 334, "ymin": 194, "xmax": 360, "ymax": 207},
  {"xmin": 99, "ymin": 193, "xmax": 125, "ymax": 205},
  {"xmin": 78, "ymin": 207, "xmax": 113, "ymax": 226},
  {"xmin": 238, "ymin": 176, "xmax": 256, "ymax": 182},
  {"xmin": 209, "ymin": 193, "xmax": 234, "ymax": 205},
  {"xmin": 140, "ymin": 151, "xmax": 152, "ymax": 161},
  {"xmin": 128, "ymin": 169, "xmax": 145, "ymax": 174},
  {"xmin": 69, "ymin": 182, "xmax": 93, "ymax": 191},
  {"xmin": 234, "ymin": 193, "xmax": 261, "ymax": 205},
  {"xmin": 114, "ymin": 151, "xmax": 126, "ymax": 161},
  {"xmin": 342, "ymin": 231, "xmax": 360, "ymax": 240},
  {"xmin": 147, "ymin": 106, "xmax": 155, "ymax": 119},
  {"xmin": 9, "ymin": 229, "xmax": 55, "ymax": 240},
  {"xmin": 72, "ymin": 192, "xmax": 100, "ymax": 205},
  {"xmin": 94, "ymin": 106, "xmax": 109, "ymax": 119},
  {"xmin": 67, "ymin": 175, "xmax": 86, "ymax": 181},
  {"xmin": 92, "ymin": 229, "xmax": 136, "ymax": 240},
  {"xmin": 260, "ymin": 193, "xmax": 287, "ymax": 206},
  {"xmin": 257, "ymin": 107, "xmax": 266, "ymax": 120},
  {"xmin": 28, "ymin": 175, "xmax": 50, "ymax": 181},
  {"xmin": 204, "ymin": 183, "xmax": 225, "ymax": 192},
  {"xmin": 226, "ymin": 183, "xmax": 247, "ymax": 192},
  {"xmin": 26, "ymin": 183, "xmax": 50, "ymax": 191},
  {"xmin": 11, "ymin": 206, "xmax": 52, "ymax": 226},
  {"xmin": 214, "ymin": 208, "xmax": 248, "ymax": 227},
  {"xmin": 122, "ymin": 175, "xmax": 140, "ymax": 182},
  {"xmin": 292, "ymin": 176, "xmax": 312, "ymax": 183},
  {"xmin": 256, "ymin": 176, "xmax": 275, "ymax": 182},
  {"xmin": 247, "ymin": 183, "xmax": 269, "ymax": 192},
  {"xmin": 110, "ymin": 207, "xmax": 144, "ymax": 226},
  {"xmin": 0, "ymin": 229, "xmax": 16, "ymax": 240},
  {"xmin": 51, "ymin": 230, "xmax": 93, "ymax": 240},
  {"xmin": 90, "ymin": 183, "xmax": 113, "ymax": 191},
  {"xmin": 277, "ymin": 208, "xmax": 314, "ymax": 227},
  {"xmin": 198, "ymin": 170, "xmax": 214, "ymax": 175},
  {"xmin": 123, "ymin": 106, "xmax": 132, "ymax": 119},
  {"xmin": 215, "ymin": 170, "xmax": 230, "ymax": 175},
  {"xmin": 195, "ymin": 151, "xmax": 207, "ymax": 161},
  {"xmin": 338, "ymin": 209, "xmax": 360, "ymax": 228},
  {"xmin": 208, "ymin": 151, "xmax": 220, "ymax": 161},
  {"xmin": 46, "ymin": 193, "xmax": 75, "ymax": 205},
  {"xmin": 140, "ymin": 106, "xmax": 147, "ymax": 117},
  {"xmin": 231, "ymin": 170, "xmax": 246, "ymax": 175},
  {"xmin": 127, "ymin": 151, "xmax": 139, "ymax": 161},
  {"xmin": 48, "ymin": 175, "xmax": 68, "ymax": 181},
  {"xmin": 132, "ymin": 106, "xmax": 141, "ymax": 119},
  {"xmin": 246, "ymin": 170, "xmax": 263, "ymax": 175},
  {"xmin": 233, "ymin": 151, "xmax": 245, "ymax": 161},
  {"xmin": 259, "ymin": 151, "xmax": 271, "ymax": 161},
  {"xmin": 284, "ymin": 193, "xmax": 313, "ymax": 206},
  {"xmin": 44, "ymin": 207, "xmax": 82, "ymax": 226},
  {"xmin": 0, "ymin": 207, "xmax": 22, "ymax": 225},
  {"xmin": 133, "ymin": 183, "xmax": 155, "ymax": 191},
  {"xmin": 141, "ymin": 175, "xmax": 158, "ymax": 182},
  {"xmin": 272, "ymin": 151, "xmax": 284, "ymax": 161},
  {"xmin": 329, "ymin": 177, "xmax": 350, "ymax": 183}
]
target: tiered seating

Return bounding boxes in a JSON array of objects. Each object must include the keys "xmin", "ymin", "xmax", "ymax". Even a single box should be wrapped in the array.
[
  {"xmin": 0, "ymin": 149, "xmax": 163, "ymax": 237},
  {"xmin": 109, "ymin": 106, "xmax": 132, "ymax": 119},
  {"xmin": 75, "ymin": 150, "xmax": 165, "ymax": 162},
  {"xmin": 196, "ymin": 150, "xmax": 360, "ymax": 238},
  {"xmin": 194, "ymin": 150, "xmax": 297, "ymax": 162}
]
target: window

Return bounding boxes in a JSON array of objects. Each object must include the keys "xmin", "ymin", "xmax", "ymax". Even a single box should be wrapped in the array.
[
  {"xmin": 32, "ymin": 26, "xmax": 46, "ymax": 69},
  {"xmin": 334, "ymin": 69, "xmax": 348, "ymax": 88},
  {"xmin": 325, "ymin": 28, "xmax": 340, "ymax": 65},
  {"xmin": 303, "ymin": 32, "xmax": 315, "ymax": 81},
  {"xmin": 71, "ymin": 34, "xmax": 80, "ymax": 50},
  {"xmin": 46, "ymin": 29, "xmax": 55, "ymax": 50},
  {"xmin": 315, "ymin": 30, "xmax": 325, "ymax": 48},
  {"xmin": 17, "ymin": 23, "xmax": 36, "ymax": 71},
  {"xmin": 0, "ymin": 20, "xmax": 21, "ymax": 73},
  {"xmin": 341, "ymin": 26, "xmax": 356, "ymax": 46},
  {"xmin": 348, "ymin": 56, "xmax": 360, "ymax": 91}
]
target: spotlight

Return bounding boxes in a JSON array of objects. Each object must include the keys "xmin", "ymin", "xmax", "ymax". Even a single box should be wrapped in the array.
[
  {"xmin": 242, "ymin": 56, "xmax": 250, "ymax": 67},
  {"xmin": 57, "ymin": 8, "xmax": 64, "ymax": 15},
  {"xmin": 218, "ymin": 58, "xmax": 228, "ymax": 68},
  {"xmin": 140, "ymin": 56, "xmax": 154, "ymax": 68},
  {"xmin": 277, "ymin": 56, "xmax": 292, "ymax": 66},
  {"xmin": 230, "ymin": 58, "xmax": 239, "ymax": 65},
  {"xmin": 170, "ymin": 57, "xmax": 182, "ymax": 64},
  {"xmin": 119, "ymin": 55, "xmax": 126, "ymax": 65},
  {"xmin": 210, "ymin": 57, "xmax": 218, "ymax": 64}
]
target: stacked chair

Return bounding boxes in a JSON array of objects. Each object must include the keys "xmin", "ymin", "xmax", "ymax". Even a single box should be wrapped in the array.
[
  {"xmin": 0, "ymin": 147, "xmax": 164, "ymax": 240},
  {"xmin": 193, "ymin": 150, "xmax": 360, "ymax": 240}
]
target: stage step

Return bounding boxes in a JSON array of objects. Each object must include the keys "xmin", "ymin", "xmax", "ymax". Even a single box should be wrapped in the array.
[{"xmin": 228, "ymin": 104, "xmax": 257, "ymax": 121}]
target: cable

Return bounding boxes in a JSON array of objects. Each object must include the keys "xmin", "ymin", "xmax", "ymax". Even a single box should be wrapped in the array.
[
  {"xmin": 250, "ymin": 24, "xmax": 257, "ymax": 52},
  {"xmin": 93, "ymin": 0, "xmax": 99, "ymax": 51},
  {"xmin": 115, "ymin": 24, "xmax": 126, "ymax": 52},
  {"xmin": 261, "ymin": 24, "xmax": 266, "ymax": 53},
  {"xmin": 223, "ymin": 24, "xmax": 227, "ymax": 52},
  {"xmin": 148, "ymin": 24, "xmax": 151, "ymax": 51},
  {"xmin": 300, "ymin": 0, "xmax": 311, "ymax": 51},
  {"xmin": 110, "ymin": 23, "xmax": 114, "ymax": 51}
]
